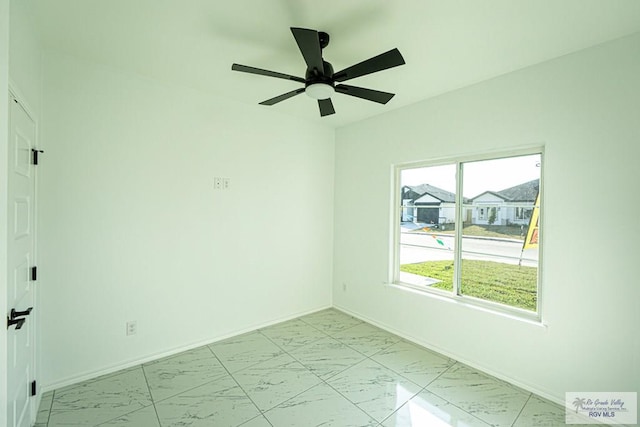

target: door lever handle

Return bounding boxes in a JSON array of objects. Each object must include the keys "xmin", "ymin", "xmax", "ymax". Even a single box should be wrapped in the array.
[
  {"xmin": 7, "ymin": 317, "xmax": 26, "ymax": 330},
  {"xmin": 10, "ymin": 307, "xmax": 33, "ymax": 319}
]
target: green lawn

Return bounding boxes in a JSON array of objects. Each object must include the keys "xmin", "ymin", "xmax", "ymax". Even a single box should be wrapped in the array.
[{"xmin": 400, "ymin": 260, "xmax": 537, "ymax": 311}]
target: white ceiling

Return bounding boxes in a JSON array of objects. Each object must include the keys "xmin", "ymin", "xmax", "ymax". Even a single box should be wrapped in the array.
[{"xmin": 34, "ymin": 0, "xmax": 640, "ymax": 128}]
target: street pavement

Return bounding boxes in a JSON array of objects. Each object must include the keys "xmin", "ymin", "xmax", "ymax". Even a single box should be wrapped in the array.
[{"xmin": 400, "ymin": 230, "xmax": 538, "ymax": 267}]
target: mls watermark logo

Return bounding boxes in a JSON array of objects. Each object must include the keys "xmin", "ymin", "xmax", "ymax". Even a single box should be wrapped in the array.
[{"xmin": 566, "ymin": 392, "xmax": 637, "ymax": 425}]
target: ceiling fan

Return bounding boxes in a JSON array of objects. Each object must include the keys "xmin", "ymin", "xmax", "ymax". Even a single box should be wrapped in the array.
[{"xmin": 232, "ymin": 27, "xmax": 406, "ymax": 117}]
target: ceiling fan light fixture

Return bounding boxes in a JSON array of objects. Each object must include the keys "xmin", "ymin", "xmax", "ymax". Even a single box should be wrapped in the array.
[{"xmin": 305, "ymin": 83, "xmax": 335, "ymax": 100}]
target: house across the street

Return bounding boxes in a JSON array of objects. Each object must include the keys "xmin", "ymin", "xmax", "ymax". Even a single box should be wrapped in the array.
[
  {"xmin": 402, "ymin": 179, "xmax": 539, "ymax": 227},
  {"xmin": 401, "ymin": 184, "xmax": 457, "ymax": 226},
  {"xmin": 469, "ymin": 179, "xmax": 539, "ymax": 226}
]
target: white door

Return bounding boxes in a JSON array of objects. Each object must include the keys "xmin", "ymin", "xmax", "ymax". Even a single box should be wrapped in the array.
[{"xmin": 6, "ymin": 96, "xmax": 37, "ymax": 427}]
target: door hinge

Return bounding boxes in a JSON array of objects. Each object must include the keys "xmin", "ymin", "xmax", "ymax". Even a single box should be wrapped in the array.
[
  {"xmin": 31, "ymin": 380, "xmax": 37, "ymax": 397},
  {"xmin": 31, "ymin": 266, "xmax": 37, "ymax": 281},
  {"xmin": 31, "ymin": 149, "xmax": 44, "ymax": 165}
]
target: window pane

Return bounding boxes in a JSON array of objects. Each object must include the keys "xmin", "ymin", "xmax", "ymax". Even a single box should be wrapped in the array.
[
  {"xmin": 398, "ymin": 164, "xmax": 456, "ymax": 292},
  {"xmin": 460, "ymin": 154, "xmax": 540, "ymax": 311}
]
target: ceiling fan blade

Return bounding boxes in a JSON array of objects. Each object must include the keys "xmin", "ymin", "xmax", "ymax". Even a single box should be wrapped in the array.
[
  {"xmin": 335, "ymin": 84, "xmax": 395, "ymax": 104},
  {"xmin": 232, "ymin": 64, "xmax": 305, "ymax": 83},
  {"xmin": 291, "ymin": 27, "xmax": 324, "ymax": 74},
  {"xmin": 333, "ymin": 48, "xmax": 405, "ymax": 82},
  {"xmin": 259, "ymin": 88, "xmax": 306, "ymax": 106},
  {"xmin": 318, "ymin": 98, "xmax": 335, "ymax": 117}
]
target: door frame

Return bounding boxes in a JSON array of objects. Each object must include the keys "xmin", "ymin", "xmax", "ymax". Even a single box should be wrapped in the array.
[
  {"xmin": 7, "ymin": 81, "xmax": 40, "ymax": 426},
  {"xmin": 1, "ymin": 3, "xmax": 11, "ymax": 422}
]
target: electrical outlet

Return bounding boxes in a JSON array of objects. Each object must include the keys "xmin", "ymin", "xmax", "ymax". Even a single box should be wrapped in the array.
[
  {"xmin": 222, "ymin": 178, "xmax": 230, "ymax": 190},
  {"xmin": 214, "ymin": 177, "xmax": 222, "ymax": 190},
  {"xmin": 126, "ymin": 321, "xmax": 137, "ymax": 336},
  {"xmin": 342, "ymin": 282, "xmax": 347, "ymax": 291}
]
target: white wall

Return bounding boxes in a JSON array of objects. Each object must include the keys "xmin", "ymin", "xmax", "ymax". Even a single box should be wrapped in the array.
[
  {"xmin": 333, "ymin": 33, "xmax": 640, "ymax": 405},
  {"xmin": 9, "ymin": 0, "xmax": 40, "ymax": 115},
  {"xmin": 39, "ymin": 52, "xmax": 335, "ymax": 388}
]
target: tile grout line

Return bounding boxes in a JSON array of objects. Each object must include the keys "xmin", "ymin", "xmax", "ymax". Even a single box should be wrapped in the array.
[
  {"xmin": 420, "ymin": 387, "xmax": 495, "ymax": 425},
  {"xmin": 350, "ymin": 349, "xmax": 488, "ymax": 426},
  {"xmin": 297, "ymin": 313, "xmax": 425, "ymax": 422},
  {"xmin": 314, "ymin": 342, "xmax": 429, "ymax": 425},
  {"xmin": 422, "ymin": 361, "xmax": 529, "ymax": 427},
  {"xmin": 138, "ymin": 349, "xmax": 232, "ymax": 406},
  {"xmin": 320, "ymin": 378, "xmax": 382, "ymax": 424},
  {"xmin": 264, "ymin": 314, "xmax": 424, "ymax": 424},
  {"xmin": 257, "ymin": 317, "xmax": 381, "ymax": 423},
  {"xmin": 45, "ymin": 390, "xmax": 55, "ymax": 426},
  {"xmin": 510, "ymin": 392, "xmax": 534, "ymax": 427},
  {"xmin": 140, "ymin": 364, "xmax": 164, "ymax": 427},
  {"xmin": 207, "ymin": 330, "xmax": 297, "ymax": 377},
  {"xmin": 298, "ymin": 314, "xmax": 494, "ymax": 425},
  {"xmin": 204, "ymin": 344, "xmax": 275, "ymax": 426},
  {"xmin": 252, "ymin": 328, "xmax": 333, "ymax": 414},
  {"xmin": 38, "ymin": 373, "xmax": 157, "ymax": 427},
  {"xmin": 88, "ymin": 366, "xmax": 160, "ymax": 427}
]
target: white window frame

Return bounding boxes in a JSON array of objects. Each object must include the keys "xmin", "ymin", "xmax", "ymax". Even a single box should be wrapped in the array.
[{"xmin": 391, "ymin": 147, "xmax": 544, "ymax": 322}]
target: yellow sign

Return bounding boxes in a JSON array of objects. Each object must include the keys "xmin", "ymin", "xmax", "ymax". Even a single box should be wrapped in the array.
[{"xmin": 523, "ymin": 193, "xmax": 540, "ymax": 249}]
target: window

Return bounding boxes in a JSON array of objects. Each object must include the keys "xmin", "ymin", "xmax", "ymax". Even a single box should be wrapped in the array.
[{"xmin": 394, "ymin": 150, "xmax": 542, "ymax": 319}]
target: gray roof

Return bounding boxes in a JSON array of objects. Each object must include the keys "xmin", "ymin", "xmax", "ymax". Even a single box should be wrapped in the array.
[
  {"xmin": 407, "ymin": 184, "xmax": 456, "ymax": 203},
  {"xmin": 471, "ymin": 179, "xmax": 539, "ymax": 202}
]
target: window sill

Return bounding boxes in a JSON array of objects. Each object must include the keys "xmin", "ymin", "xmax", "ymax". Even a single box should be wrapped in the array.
[{"xmin": 386, "ymin": 281, "xmax": 547, "ymax": 328}]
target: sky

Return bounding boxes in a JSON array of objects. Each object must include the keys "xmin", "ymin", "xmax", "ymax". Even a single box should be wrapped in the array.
[{"xmin": 401, "ymin": 154, "xmax": 541, "ymax": 198}]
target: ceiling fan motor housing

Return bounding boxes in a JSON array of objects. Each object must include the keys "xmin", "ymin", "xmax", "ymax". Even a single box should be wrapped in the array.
[
  {"xmin": 318, "ymin": 31, "xmax": 330, "ymax": 49},
  {"xmin": 305, "ymin": 61, "xmax": 334, "ymax": 83}
]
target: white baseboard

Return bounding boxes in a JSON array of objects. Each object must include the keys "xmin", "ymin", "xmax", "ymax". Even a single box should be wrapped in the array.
[
  {"xmin": 44, "ymin": 303, "xmax": 566, "ymax": 410},
  {"xmin": 333, "ymin": 304, "xmax": 566, "ymax": 408},
  {"xmin": 42, "ymin": 305, "xmax": 332, "ymax": 393}
]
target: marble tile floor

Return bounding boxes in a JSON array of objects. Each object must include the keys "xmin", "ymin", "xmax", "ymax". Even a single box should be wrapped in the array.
[{"xmin": 35, "ymin": 309, "xmax": 584, "ymax": 427}]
